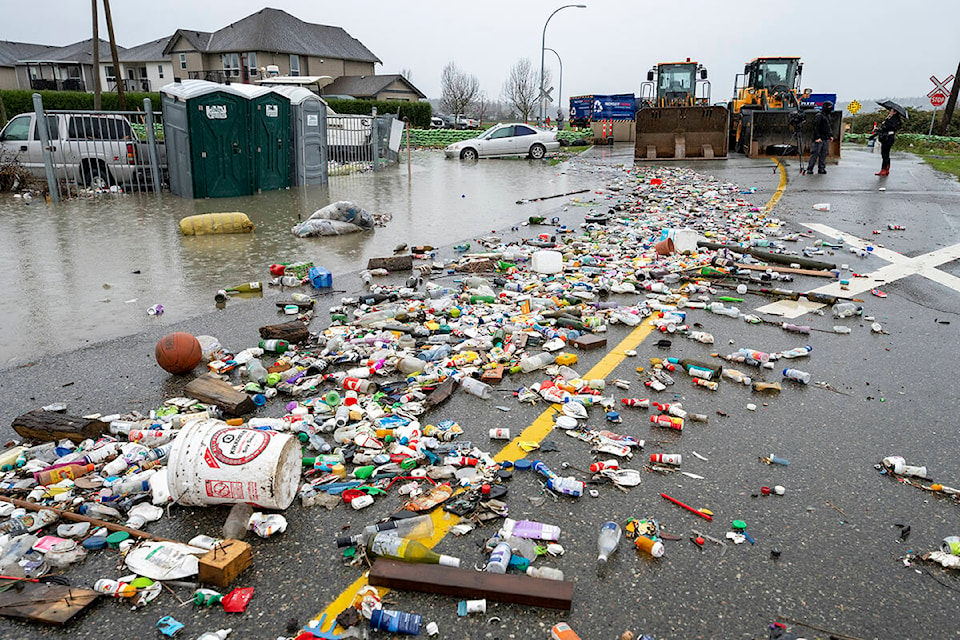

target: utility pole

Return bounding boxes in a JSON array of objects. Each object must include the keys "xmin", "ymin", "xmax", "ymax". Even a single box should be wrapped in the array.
[
  {"xmin": 91, "ymin": 0, "xmax": 101, "ymax": 109},
  {"xmin": 938, "ymin": 59, "xmax": 960, "ymax": 136},
  {"xmin": 102, "ymin": 0, "xmax": 125, "ymax": 109}
]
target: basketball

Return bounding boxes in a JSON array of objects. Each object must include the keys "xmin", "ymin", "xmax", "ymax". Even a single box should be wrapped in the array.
[{"xmin": 155, "ymin": 332, "xmax": 202, "ymax": 375}]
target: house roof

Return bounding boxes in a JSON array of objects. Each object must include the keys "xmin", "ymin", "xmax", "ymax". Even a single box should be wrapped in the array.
[
  {"xmin": 0, "ymin": 41, "xmax": 60, "ymax": 68},
  {"xmin": 163, "ymin": 8, "xmax": 380, "ymax": 63},
  {"xmin": 16, "ymin": 38, "xmax": 120, "ymax": 65},
  {"xmin": 121, "ymin": 36, "xmax": 171, "ymax": 63},
  {"xmin": 323, "ymin": 74, "xmax": 425, "ymax": 99}
]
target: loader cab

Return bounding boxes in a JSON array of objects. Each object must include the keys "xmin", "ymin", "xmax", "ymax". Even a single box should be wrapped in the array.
[
  {"xmin": 734, "ymin": 57, "xmax": 803, "ymax": 111},
  {"xmin": 640, "ymin": 60, "xmax": 710, "ymax": 108}
]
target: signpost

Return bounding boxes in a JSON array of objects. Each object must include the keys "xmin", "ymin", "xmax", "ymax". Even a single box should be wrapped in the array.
[
  {"xmin": 928, "ymin": 74, "xmax": 955, "ymax": 134},
  {"xmin": 847, "ymin": 100, "xmax": 861, "ymax": 115}
]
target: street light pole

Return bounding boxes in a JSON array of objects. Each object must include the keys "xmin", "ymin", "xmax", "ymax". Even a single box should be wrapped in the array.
[
  {"xmin": 544, "ymin": 47, "xmax": 563, "ymax": 124},
  {"xmin": 540, "ymin": 4, "xmax": 585, "ymax": 125}
]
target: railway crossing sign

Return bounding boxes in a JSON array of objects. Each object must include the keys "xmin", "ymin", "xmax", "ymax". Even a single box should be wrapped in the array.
[
  {"xmin": 847, "ymin": 100, "xmax": 861, "ymax": 115},
  {"xmin": 927, "ymin": 74, "xmax": 954, "ymax": 107}
]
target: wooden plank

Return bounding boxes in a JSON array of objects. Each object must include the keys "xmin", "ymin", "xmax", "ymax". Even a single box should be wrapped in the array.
[
  {"xmin": 573, "ymin": 334, "xmax": 607, "ymax": 351},
  {"xmin": 11, "ymin": 410, "xmax": 106, "ymax": 444},
  {"xmin": 734, "ymin": 263, "xmax": 835, "ymax": 278},
  {"xmin": 258, "ymin": 320, "xmax": 310, "ymax": 344},
  {"xmin": 368, "ymin": 559, "xmax": 573, "ymax": 610},
  {"xmin": 0, "ymin": 580, "xmax": 99, "ymax": 625},
  {"xmin": 184, "ymin": 374, "xmax": 256, "ymax": 416},
  {"xmin": 366, "ymin": 255, "xmax": 413, "ymax": 271}
]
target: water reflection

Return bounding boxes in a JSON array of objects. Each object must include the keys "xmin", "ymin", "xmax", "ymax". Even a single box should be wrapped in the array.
[{"xmin": 0, "ymin": 150, "xmax": 602, "ymax": 365}]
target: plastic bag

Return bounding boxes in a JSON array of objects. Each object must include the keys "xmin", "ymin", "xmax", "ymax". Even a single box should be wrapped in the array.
[
  {"xmin": 221, "ymin": 587, "xmax": 254, "ymax": 613},
  {"xmin": 247, "ymin": 513, "xmax": 287, "ymax": 538},
  {"xmin": 292, "ymin": 201, "xmax": 375, "ymax": 237},
  {"xmin": 124, "ymin": 541, "xmax": 201, "ymax": 580}
]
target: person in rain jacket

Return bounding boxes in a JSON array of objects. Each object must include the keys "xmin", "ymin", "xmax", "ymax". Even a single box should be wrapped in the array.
[
  {"xmin": 806, "ymin": 101, "xmax": 835, "ymax": 175},
  {"xmin": 873, "ymin": 109, "xmax": 902, "ymax": 176}
]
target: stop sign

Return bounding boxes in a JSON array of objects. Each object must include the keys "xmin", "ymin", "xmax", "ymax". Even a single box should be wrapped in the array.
[{"xmin": 931, "ymin": 92, "xmax": 947, "ymax": 107}]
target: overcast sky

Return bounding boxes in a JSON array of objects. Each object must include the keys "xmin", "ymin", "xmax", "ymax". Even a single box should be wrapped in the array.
[{"xmin": 7, "ymin": 0, "xmax": 959, "ymax": 107}]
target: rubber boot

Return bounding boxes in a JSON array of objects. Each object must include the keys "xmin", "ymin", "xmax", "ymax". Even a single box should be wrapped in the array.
[{"xmin": 875, "ymin": 169, "xmax": 889, "ymax": 176}]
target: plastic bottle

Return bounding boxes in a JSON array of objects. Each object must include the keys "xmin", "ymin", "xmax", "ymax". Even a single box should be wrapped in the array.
[
  {"xmin": 259, "ymin": 339, "xmax": 289, "ymax": 353},
  {"xmin": 779, "ymin": 346, "xmax": 813, "ymax": 359},
  {"xmin": 369, "ymin": 609, "xmax": 422, "ymax": 635},
  {"xmin": 532, "ymin": 461, "xmax": 584, "ymax": 497},
  {"xmin": 650, "ymin": 415, "xmax": 683, "ymax": 430},
  {"xmin": 501, "ymin": 518, "xmax": 561, "ymax": 541},
  {"xmin": 650, "ymin": 453, "xmax": 682, "ymax": 466},
  {"xmin": 782, "ymin": 368, "xmax": 811, "ymax": 384},
  {"xmin": 34, "ymin": 463, "xmax": 95, "ymax": 486},
  {"xmin": 222, "ymin": 503, "xmax": 253, "ymax": 540},
  {"xmin": 722, "ymin": 368, "xmax": 752, "ymax": 385},
  {"xmin": 336, "ymin": 514, "xmax": 435, "ymax": 547},
  {"xmin": 0, "ymin": 534, "xmax": 39, "ymax": 568},
  {"xmin": 243, "ymin": 359, "xmax": 268, "ymax": 385},
  {"xmin": 418, "ymin": 344, "xmax": 451, "ymax": 362},
  {"xmin": 883, "ymin": 455, "xmax": 927, "ymax": 478},
  {"xmin": 366, "ymin": 533, "xmax": 460, "ymax": 567},
  {"xmin": 486, "ymin": 541, "xmax": 513, "ymax": 574},
  {"xmin": 634, "ymin": 536, "xmax": 665, "ymax": 557},
  {"xmin": 596, "ymin": 521, "xmax": 622, "ymax": 570},
  {"xmin": 397, "ymin": 357, "xmax": 427, "ymax": 375},
  {"xmin": 520, "ymin": 352, "xmax": 555, "ymax": 373},
  {"xmin": 832, "ymin": 302, "xmax": 862, "ymax": 318},
  {"xmin": 459, "ymin": 377, "xmax": 492, "ymax": 399},
  {"xmin": 526, "ymin": 566, "xmax": 564, "ymax": 580}
]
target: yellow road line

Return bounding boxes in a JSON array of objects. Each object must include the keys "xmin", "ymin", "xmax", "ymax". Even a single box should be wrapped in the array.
[
  {"xmin": 765, "ymin": 159, "xmax": 788, "ymax": 212},
  {"xmin": 311, "ymin": 318, "xmax": 658, "ymax": 628}
]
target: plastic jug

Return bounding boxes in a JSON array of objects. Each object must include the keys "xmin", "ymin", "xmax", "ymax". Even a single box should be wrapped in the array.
[{"xmin": 531, "ymin": 251, "xmax": 563, "ymax": 274}]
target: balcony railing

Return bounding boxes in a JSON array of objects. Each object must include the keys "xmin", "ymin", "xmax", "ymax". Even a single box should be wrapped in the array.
[{"xmin": 30, "ymin": 78, "xmax": 86, "ymax": 92}]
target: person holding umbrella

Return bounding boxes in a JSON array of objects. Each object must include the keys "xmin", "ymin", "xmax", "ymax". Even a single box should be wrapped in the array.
[{"xmin": 872, "ymin": 99, "xmax": 906, "ymax": 176}]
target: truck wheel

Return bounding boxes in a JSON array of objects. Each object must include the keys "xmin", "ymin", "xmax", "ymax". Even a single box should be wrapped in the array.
[{"xmin": 82, "ymin": 162, "xmax": 112, "ymax": 189}]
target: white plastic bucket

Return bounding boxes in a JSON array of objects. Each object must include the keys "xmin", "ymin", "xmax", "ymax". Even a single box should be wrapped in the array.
[
  {"xmin": 532, "ymin": 250, "xmax": 563, "ymax": 274},
  {"xmin": 659, "ymin": 229, "xmax": 699, "ymax": 254},
  {"xmin": 167, "ymin": 419, "xmax": 300, "ymax": 510}
]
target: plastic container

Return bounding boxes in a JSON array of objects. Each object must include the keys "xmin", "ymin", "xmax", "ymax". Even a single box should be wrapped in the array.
[
  {"xmin": 660, "ymin": 228, "xmax": 699, "ymax": 253},
  {"xmin": 634, "ymin": 535, "xmax": 665, "ymax": 557},
  {"xmin": 459, "ymin": 377, "xmax": 492, "ymax": 399},
  {"xmin": 167, "ymin": 419, "xmax": 301, "ymax": 510},
  {"xmin": 501, "ymin": 518, "xmax": 561, "ymax": 541},
  {"xmin": 531, "ymin": 250, "xmax": 563, "ymax": 274},
  {"xmin": 308, "ymin": 266, "xmax": 332, "ymax": 289},
  {"xmin": 486, "ymin": 541, "xmax": 512, "ymax": 573}
]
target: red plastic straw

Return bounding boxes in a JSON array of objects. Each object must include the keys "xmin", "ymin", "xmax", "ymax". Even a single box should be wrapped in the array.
[{"xmin": 660, "ymin": 492, "xmax": 713, "ymax": 521}]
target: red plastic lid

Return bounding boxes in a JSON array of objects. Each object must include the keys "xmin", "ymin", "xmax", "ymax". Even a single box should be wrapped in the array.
[{"xmin": 341, "ymin": 489, "xmax": 365, "ymax": 504}]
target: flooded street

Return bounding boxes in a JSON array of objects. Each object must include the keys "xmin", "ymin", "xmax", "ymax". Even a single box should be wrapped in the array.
[{"xmin": 0, "ymin": 150, "xmax": 605, "ymax": 367}]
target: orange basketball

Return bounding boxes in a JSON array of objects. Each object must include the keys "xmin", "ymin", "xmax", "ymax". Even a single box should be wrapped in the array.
[{"xmin": 155, "ymin": 332, "xmax": 202, "ymax": 375}]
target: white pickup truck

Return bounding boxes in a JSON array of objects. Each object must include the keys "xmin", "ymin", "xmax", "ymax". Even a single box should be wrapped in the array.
[{"xmin": 0, "ymin": 112, "xmax": 165, "ymax": 190}]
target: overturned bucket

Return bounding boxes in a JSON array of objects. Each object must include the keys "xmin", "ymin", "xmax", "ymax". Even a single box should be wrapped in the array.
[{"xmin": 167, "ymin": 419, "xmax": 300, "ymax": 510}]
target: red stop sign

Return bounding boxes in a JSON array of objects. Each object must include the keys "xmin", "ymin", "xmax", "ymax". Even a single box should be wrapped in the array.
[{"xmin": 931, "ymin": 92, "xmax": 947, "ymax": 107}]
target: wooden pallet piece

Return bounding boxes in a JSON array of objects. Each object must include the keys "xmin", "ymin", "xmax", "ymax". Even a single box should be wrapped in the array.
[
  {"xmin": 183, "ymin": 374, "xmax": 256, "ymax": 416},
  {"xmin": 11, "ymin": 410, "xmax": 106, "ymax": 444}
]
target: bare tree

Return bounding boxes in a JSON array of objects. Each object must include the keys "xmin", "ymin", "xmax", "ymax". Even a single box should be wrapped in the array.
[
  {"xmin": 440, "ymin": 62, "xmax": 479, "ymax": 127},
  {"xmin": 502, "ymin": 58, "xmax": 550, "ymax": 123},
  {"xmin": 474, "ymin": 91, "xmax": 489, "ymax": 126},
  {"xmin": 399, "ymin": 68, "xmax": 413, "ymax": 82}
]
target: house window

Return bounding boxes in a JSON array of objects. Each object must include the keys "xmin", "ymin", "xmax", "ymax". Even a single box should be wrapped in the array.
[
  {"xmin": 222, "ymin": 53, "xmax": 240, "ymax": 77},
  {"xmin": 158, "ymin": 64, "xmax": 164, "ymax": 78},
  {"xmin": 139, "ymin": 66, "xmax": 147, "ymax": 79},
  {"xmin": 105, "ymin": 65, "xmax": 115, "ymax": 82},
  {"xmin": 289, "ymin": 54, "xmax": 300, "ymax": 76},
  {"xmin": 179, "ymin": 53, "xmax": 187, "ymax": 70},
  {"xmin": 246, "ymin": 52, "xmax": 257, "ymax": 75}
]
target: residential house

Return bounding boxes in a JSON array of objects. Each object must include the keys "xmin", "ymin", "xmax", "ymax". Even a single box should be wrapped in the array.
[
  {"xmin": 113, "ymin": 36, "xmax": 174, "ymax": 93},
  {"xmin": 0, "ymin": 41, "xmax": 59, "ymax": 90},
  {"xmin": 6, "ymin": 38, "xmax": 115, "ymax": 92},
  {"xmin": 163, "ymin": 8, "xmax": 380, "ymax": 86},
  {"xmin": 322, "ymin": 74, "xmax": 425, "ymax": 102}
]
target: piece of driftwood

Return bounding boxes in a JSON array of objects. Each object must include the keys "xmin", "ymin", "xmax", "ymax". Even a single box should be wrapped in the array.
[
  {"xmin": 11, "ymin": 411, "xmax": 106, "ymax": 444},
  {"xmin": 0, "ymin": 579, "xmax": 99, "ymax": 625},
  {"xmin": 183, "ymin": 374, "xmax": 256, "ymax": 416},
  {"xmin": 0, "ymin": 496, "xmax": 177, "ymax": 543},
  {"xmin": 366, "ymin": 255, "xmax": 413, "ymax": 271},
  {"xmin": 424, "ymin": 377, "xmax": 456, "ymax": 409},
  {"xmin": 368, "ymin": 559, "xmax": 573, "ymax": 610},
  {"xmin": 696, "ymin": 241, "xmax": 836, "ymax": 271},
  {"xmin": 258, "ymin": 320, "xmax": 310, "ymax": 343}
]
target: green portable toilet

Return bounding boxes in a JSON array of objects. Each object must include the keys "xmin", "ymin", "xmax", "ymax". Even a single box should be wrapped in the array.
[
  {"xmin": 232, "ymin": 84, "xmax": 291, "ymax": 193},
  {"xmin": 161, "ymin": 80, "xmax": 252, "ymax": 199}
]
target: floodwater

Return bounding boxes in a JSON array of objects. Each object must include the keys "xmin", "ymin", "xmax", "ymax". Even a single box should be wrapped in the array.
[{"xmin": 0, "ymin": 149, "xmax": 609, "ymax": 367}]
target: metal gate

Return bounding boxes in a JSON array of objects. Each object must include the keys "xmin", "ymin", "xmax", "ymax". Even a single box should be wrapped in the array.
[
  {"xmin": 27, "ymin": 94, "xmax": 166, "ymax": 202},
  {"xmin": 326, "ymin": 111, "xmax": 401, "ymax": 177}
]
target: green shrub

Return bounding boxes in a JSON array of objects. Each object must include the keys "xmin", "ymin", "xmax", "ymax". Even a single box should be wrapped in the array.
[
  {"xmin": 0, "ymin": 90, "xmax": 162, "ymax": 117},
  {"xmin": 326, "ymin": 98, "xmax": 431, "ymax": 128},
  {"xmin": 845, "ymin": 107, "xmax": 960, "ymax": 137}
]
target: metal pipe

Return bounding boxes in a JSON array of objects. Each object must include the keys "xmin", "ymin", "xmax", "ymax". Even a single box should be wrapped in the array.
[{"xmin": 539, "ymin": 4, "xmax": 585, "ymax": 124}]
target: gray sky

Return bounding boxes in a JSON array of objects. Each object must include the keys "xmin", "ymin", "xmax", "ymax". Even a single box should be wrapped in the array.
[{"xmin": 7, "ymin": 0, "xmax": 959, "ymax": 106}]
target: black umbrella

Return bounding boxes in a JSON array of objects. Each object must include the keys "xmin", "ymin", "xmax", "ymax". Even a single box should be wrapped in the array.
[{"xmin": 877, "ymin": 99, "xmax": 908, "ymax": 120}]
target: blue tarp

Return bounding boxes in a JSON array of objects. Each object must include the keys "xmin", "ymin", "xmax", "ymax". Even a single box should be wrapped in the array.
[{"xmin": 569, "ymin": 94, "xmax": 637, "ymax": 121}]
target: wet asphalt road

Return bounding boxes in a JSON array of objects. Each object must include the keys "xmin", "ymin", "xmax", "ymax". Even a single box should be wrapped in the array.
[{"xmin": 1, "ymin": 144, "xmax": 959, "ymax": 640}]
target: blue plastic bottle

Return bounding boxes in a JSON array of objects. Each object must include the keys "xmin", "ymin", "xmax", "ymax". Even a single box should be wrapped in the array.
[{"xmin": 369, "ymin": 608, "xmax": 422, "ymax": 635}]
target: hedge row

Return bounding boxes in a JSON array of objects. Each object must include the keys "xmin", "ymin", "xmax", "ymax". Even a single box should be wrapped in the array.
[
  {"xmin": 409, "ymin": 128, "xmax": 593, "ymax": 149},
  {"xmin": 0, "ymin": 90, "xmax": 162, "ymax": 120},
  {"xmin": 326, "ymin": 99, "xmax": 431, "ymax": 129},
  {"xmin": 844, "ymin": 132, "xmax": 960, "ymax": 153}
]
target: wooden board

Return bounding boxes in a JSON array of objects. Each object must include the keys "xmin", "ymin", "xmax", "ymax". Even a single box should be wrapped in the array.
[
  {"xmin": 366, "ymin": 255, "xmax": 413, "ymax": 271},
  {"xmin": 258, "ymin": 320, "xmax": 310, "ymax": 344},
  {"xmin": 481, "ymin": 366, "xmax": 504, "ymax": 383},
  {"xmin": 183, "ymin": 374, "xmax": 256, "ymax": 416},
  {"xmin": 734, "ymin": 263, "xmax": 835, "ymax": 278},
  {"xmin": 11, "ymin": 411, "xmax": 107, "ymax": 444},
  {"xmin": 369, "ymin": 559, "xmax": 573, "ymax": 610},
  {"xmin": 424, "ymin": 377, "xmax": 456, "ymax": 410},
  {"xmin": 198, "ymin": 539, "xmax": 252, "ymax": 588},
  {"xmin": 0, "ymin": 580, "xmax": 99, "ymax": 625},
  {"xmin": 573, "ymin": 334, "xmax": 607, "ymax": 351}
]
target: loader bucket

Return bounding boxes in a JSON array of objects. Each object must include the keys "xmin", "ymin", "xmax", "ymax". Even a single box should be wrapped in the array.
[
  {"xmin": 635, "ymin": 106, "xmax": 729, "ymax": 160},
  {"xmin": 738, "ymin": 109, "xmax": 843, "ymax": 160}
]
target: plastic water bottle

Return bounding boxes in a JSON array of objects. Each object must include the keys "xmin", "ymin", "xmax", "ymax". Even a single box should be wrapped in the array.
[
  {"xmin": 222, "ymin": 503, "xmax": 253, "ymax": 540},
  {"xmin": 519, "ymin": 352, "xmax": 555, "ymax": 373},
  {"xmin": 596, "ymin": 521, "xmax": 622, "ymax": 571},
  {"xmin": 526, "ymin": 566, "xmax": 564, "ymax": 580},
  {"xmin": 459, "ymin": 376, "xmax": 492, "ymax": 399},
  {"xmin": 779, "ymin": 346, "xmax": 813, "ymax": 359},
  {"xmin": 832, "ymin": 302, "xmax": 862, "ymax": 318},
  {"xmin": 782, "ymin": 368, "xmax": 811, "ymax": 384},
  {"xmin": 369, "ymin": 609, "xmax": 422, "ymax": 635},
  {"xmin": 486, "ymin": 541, "xmax": 512, "ymax": 573}
]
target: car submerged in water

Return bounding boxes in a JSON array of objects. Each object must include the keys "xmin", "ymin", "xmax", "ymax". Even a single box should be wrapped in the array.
[{"xmin": 444, "ymin": 123, "xmax": 560, "ymax": 160}]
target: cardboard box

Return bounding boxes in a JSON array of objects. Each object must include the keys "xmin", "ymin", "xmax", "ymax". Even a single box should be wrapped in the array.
[{"xmin": 198, "ymin": 539, "xmax": 252, "ymax": 588}]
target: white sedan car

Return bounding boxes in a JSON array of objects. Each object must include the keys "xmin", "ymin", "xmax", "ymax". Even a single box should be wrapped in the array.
[{"xmin": 445, "ymin": 123, "xmax": 560, "ymax": 160}]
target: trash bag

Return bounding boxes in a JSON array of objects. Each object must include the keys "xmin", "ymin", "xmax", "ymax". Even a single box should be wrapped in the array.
[{"xmin": 292, "ymin": 201, "xmax": 375, "ymax": 237}]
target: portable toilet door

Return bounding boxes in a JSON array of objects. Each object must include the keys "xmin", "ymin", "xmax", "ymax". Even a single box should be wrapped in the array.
[
  {"xmin": 269, "ymin": 86, "xmax": 327, "ymax": 186},
  {"xmin": 186, "ymin": 91, "xmax": 252, "ymax": 198},
  {"xmin": 250, "ymin": 92, "xmax": 290, "ymax": 192}
]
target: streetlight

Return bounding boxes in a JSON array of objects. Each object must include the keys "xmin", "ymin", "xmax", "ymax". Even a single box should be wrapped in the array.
[
  {"xmin": 544, "ymin": 47, "xmax": 563, "ymax": 126},
  {"xmin": 540, "ymin": 4, "xmax": 585, "ymax": 125}
]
